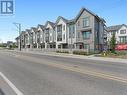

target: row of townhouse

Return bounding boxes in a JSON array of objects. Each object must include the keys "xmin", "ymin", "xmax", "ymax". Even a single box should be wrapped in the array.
[{"xmin": 16, "ymin": 8, "xmax": 106, "ymax": 53}]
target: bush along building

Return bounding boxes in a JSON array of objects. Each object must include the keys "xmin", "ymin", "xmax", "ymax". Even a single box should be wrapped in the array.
[
  {"xmin": 106, "ymin": 24, "xmax": 127, "ymax": 50},
  {"xmin": 16, "ymin": 8, "xmax": 106, "ymax": 53}
]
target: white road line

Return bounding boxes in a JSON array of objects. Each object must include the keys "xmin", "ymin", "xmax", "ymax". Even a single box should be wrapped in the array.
[{"xmin": 0, "ymin": 72, "xmax": 23, "ymax": 95}]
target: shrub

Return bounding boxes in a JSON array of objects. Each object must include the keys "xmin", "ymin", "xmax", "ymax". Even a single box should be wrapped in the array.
[
  {"xmin": 116, "ymin": 51, "xmax": 127, "ymax": 56},
  {"xmin": 56, "ymin": 50, "xmax": 69, "ymax": 54},
  {"xmin": 73, "ymin": 50, "xmax": 88, "ymax": 55}
]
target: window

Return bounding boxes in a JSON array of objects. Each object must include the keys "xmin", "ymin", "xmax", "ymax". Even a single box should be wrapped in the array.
[
  {"xmin": 45, "ymin": 28, "xmax": 49, "ymax": 42},
  {"xmin": 120, "ymin": 30, "xmax": 126, "ymax": 34},
  {"xmin": 119, "ymin": 36, "xmax": 127, "ymax": 43},
  {"xmin": 57, "ymin": 25, "xmax": 62, "ymax": 41},
  {"xmin": 69, "ymin": 25, "xmax": 75, "ymax": 38},
  {"xmin": 25, "ymin": 35, "xmax": 28, "ymax": 43},
  {"xmin": 83, "ymin": 31, "xmax": 91, "ymax": 39},
  {"xmin": 83, "ymin": 17, "xmax": 90, "ymax": 27},
  {"xmin": 37, "ymin": 32, "xmax": 40, "ymax": 43},
  {"xmin": 57, "ymin": 35, "xmax": 62, "ymax": 41}
]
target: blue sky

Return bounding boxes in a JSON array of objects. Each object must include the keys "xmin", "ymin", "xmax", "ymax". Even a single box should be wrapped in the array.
[{"xmin": 0, "ymin": 0, "xmax": 127, "ymax": 43}]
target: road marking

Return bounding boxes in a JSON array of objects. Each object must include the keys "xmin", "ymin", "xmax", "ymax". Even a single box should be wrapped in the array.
[
  {"xmin": 17, "ymin": 55, "xmax": 127, "ymax": 85},
  {"xmin": 4, "ymin": 51, "xmax": 127, "ymax": 85},
  {"xmin": 0, "ymin": 72, "xmax": 23, "ymax": 95}
]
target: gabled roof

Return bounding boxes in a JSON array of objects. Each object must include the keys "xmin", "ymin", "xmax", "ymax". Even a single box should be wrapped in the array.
[
  {"xmin": 37, "ymin": 24, "xmax": 45, "ymax": 30},
  {"xmin": 56, "ymin": 16, "xmax": 68, "ymax": 24},
  {"xmin": 15, "ymin": 36, "xmax": 19, "ymax": 40},
  {"xmin": 45, "ymin": 21, "xmax": 55, "ymax": 28},
  {"xmin": 67, "ymin": 19, "xmax": 75, "ymax": 24},
  {"xmin": 19, "ymin": 31, "xmax": 25, "ymax": 37},
  {"xmin": 21, "ymin": 31, "xmax": 25, "ymax": 35},
  {"xmin": 75, "ymin": 7, "xmax": 105, "ymax": 23},
  {"xmin": 31, "ymin": 27, "xmax": 37, "ymax": 32},
  {"xmin": 106, "ymin": 24, "xmax": 127, "ymax": 31},
  {"xmin": 25, "ymin": 29, "xmax": 31, "ymax": 35}
]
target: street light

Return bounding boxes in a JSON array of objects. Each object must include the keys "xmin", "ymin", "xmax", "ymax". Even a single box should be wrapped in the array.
[{"xmin": 13, "ymin": 22, "xmax": 22, "ymax": 51}]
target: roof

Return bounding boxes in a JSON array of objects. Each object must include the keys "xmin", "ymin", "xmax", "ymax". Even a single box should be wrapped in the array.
[
  {"xmin": 75, "ymin": 7, "xmax": 105, "ymax": 23},
  {"xmin": 31, "ymin": 27, "xmax": 37, "ymax": 32},
  {"xmin": 15, "ymin": 36, "xmax": 19, "ymax": 40},
  {"xmin": 48, "ymin": 21, "xmax": 55, "ymax": 28},
  {"xmin": 19, "ymin": 7, "xmax": 105, "ymax": 33},
  {"xmin": 56, "ymin": 16, "xmax": 68, "ymax": 24},
  {"xmin": 67, "ymin": 19, "xmax": 75, "ymax": 24},
  {"xmin": 106, "ymin": 24, "xmax": 127, "ymax": 31},
  {"xmin": 37, "ymin": 24, "xmax": 45, "ymax": 30},
  {"xmin": 26, "ymin": 29, "xmax": 30, "ymax": 32},
  {"xmin": 21, "ymin": 31, "xmax": 25, "ymax": 35},
  {"xmin": 45, "ymin": 21, "xmax": 55, "ymax": 28},
  {"xmin": 25, "ymin": 29, "xmax": 31, "ymax": 35}
]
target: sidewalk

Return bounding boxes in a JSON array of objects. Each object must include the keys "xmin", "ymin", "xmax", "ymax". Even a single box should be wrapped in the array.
[{"xmin": 14, "ymin": 50, "xmax": 127, "ymax": 64}]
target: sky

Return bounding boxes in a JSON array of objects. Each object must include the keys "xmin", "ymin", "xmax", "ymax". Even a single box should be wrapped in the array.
[{"xmin": 0, "ymin": 0, "xmax": 127, "ymax": 43}]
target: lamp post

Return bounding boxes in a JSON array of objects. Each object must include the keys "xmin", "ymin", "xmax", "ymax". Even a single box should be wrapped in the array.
[{"xmin": 13, "ymin": 23, "xmax": 22, "ymax": 51}]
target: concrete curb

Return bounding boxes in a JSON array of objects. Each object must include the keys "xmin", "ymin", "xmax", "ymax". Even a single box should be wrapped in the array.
[{"xmin": 12, "ymin": 50, "xmax": 127, "ymax": 64}]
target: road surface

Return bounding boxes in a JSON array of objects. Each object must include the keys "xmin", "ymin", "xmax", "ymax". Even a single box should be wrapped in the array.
[{"xmin": 0, "ymin": 50, "xmax": 127, "ymax": 95}]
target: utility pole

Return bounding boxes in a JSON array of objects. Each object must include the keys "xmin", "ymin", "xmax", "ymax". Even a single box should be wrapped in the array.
[{"xmin": 13, "ymin": 23, "xmax": 22, "ymax": 51}]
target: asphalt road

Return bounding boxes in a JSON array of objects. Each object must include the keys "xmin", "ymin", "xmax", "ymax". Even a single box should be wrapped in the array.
[{"xmin": 0, "ymin": 50, "xmax": 127, "ymax": 95}]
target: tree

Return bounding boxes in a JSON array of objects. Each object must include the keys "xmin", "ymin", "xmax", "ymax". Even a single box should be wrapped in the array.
[{"xmin": 110, "ymin": 32, "xmax": 116, "ymax": 53}]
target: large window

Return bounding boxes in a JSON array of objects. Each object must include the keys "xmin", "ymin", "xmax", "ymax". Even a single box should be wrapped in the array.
[
  {"xmin": 119, "ymin": 36, "xmax": 127, "ymax": 43},
  {"xmin": 45, "ymin": 28, "xmax": 49, "ymax": 42},
  {"xmin": 120, "ymin": 30, "xmax": 126, "ymax": 34},
  {"xmin": 83, "ymin": 17, "xmax": 90, "ymax": 27},
  {"xmin": 30, "ymin": 33, "xmax": 33, "ymax": 44},
  {"xmin": 69, "ymin": 24, "xmax": 75, "ymax": 38},
  {"xmin": 25, "ymin": 35, "xmax": 28, "ymax": 44},
  {"xmin": 57, "ymin": 25, "xmax": 62, "ymax": 33},
  {"xmin": 37, "ymin": 31, "xmax": 40, "ymax": 43},
  {"xmin": 82, "ymin": 31, "xmax": 91, "ymax": 39},
  {"xmin": 57, "ymin": 25, "xmax": 62, "ymax": 41}
]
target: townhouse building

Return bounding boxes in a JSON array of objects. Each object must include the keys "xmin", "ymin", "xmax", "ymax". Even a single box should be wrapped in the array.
[
  {"xmin": 106, "ymin": 24, "xmax": 127, "ymax": 50},
  {"xmin": 56, "ymin": 16, "xmax": 69, "ymax": 49},
  {"xmin": 37, "ymin": 24, "xmax": 45, "ymax": 49},
  {"xmin": 44, "ymin": 21, "xmax": 56, "ymax": 49},
  {"xmin": 24, "ymin": 29, "xmax": 31, "ymax": 48},
  {"xmin": 70, "ymin": 8, "xmax": 106, "ymax": 52},
  {"xmin": 67, "ymin": 19, "xmax": 76, "ymax": 50},
  {"xmin": 107, "ymin": 24, "xmax": 127, "ymax": 44},
  {"xmin": 30, "ymin": 27, "xmax": 37, "ymax": 48},
  {"xmin": 16, "ymin": 8, "xmax": 106, "ymax": 53}
]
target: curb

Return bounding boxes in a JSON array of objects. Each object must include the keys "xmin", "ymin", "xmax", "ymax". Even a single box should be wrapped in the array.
[{"xmin": 13, "ymin": 50, "xmax": 127, "ymax": 64}]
